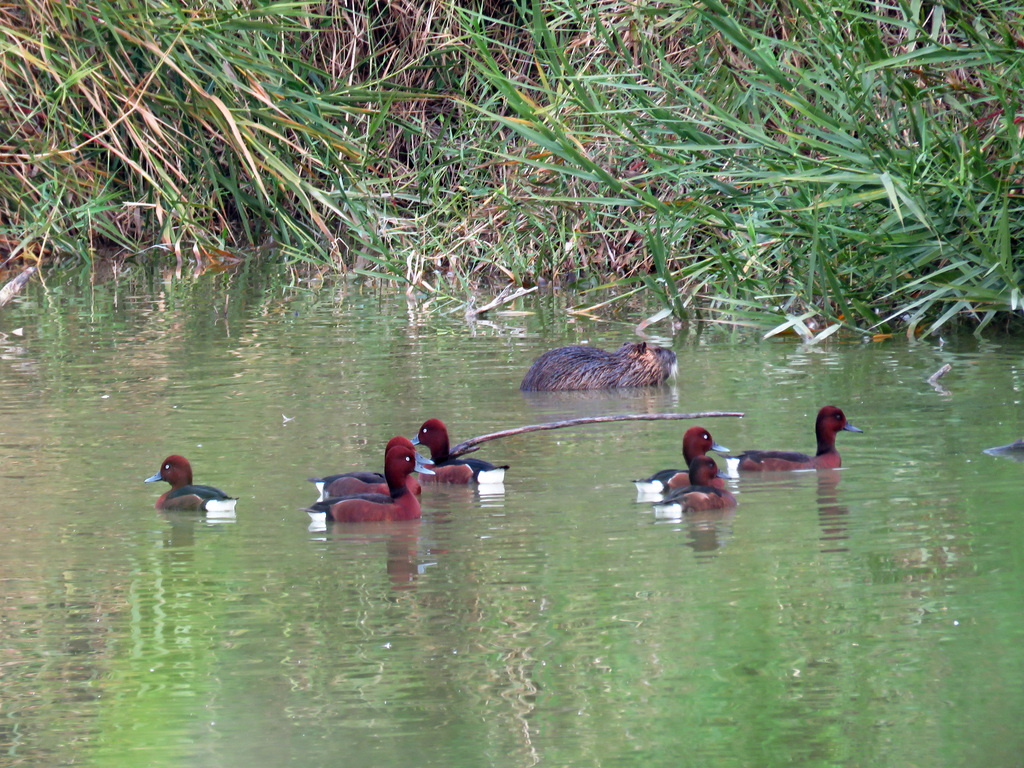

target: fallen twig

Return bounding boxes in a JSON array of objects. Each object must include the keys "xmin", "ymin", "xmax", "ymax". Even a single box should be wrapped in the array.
[
  {"xmin": 465, "ymin": 285, "xmax": 537, "ymax": 318},
  {"xmin": 448, "ymin": 411, "xmax": 745, "ymax": 457},
  {"xmin": 0, "ymin": 267, "xmax": 37, "ymax": 309},
  {"xmin": 926, "ymin": 363, "xmax": 951, "ymax": 385}
]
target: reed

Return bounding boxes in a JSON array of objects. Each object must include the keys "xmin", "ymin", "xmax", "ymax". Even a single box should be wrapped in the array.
[
  {"xmin": 457, "ymin": 0, "xmax": 1024, "ymax": 336},
  {"xmin": 2, "ymin": 0, "xmax": 1021, "ymax": 335}
]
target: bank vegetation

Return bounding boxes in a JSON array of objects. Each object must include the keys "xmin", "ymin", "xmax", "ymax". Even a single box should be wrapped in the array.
[{"xmin": 2, "ymin": 0, "xmax": 1022, "ymax": 335}]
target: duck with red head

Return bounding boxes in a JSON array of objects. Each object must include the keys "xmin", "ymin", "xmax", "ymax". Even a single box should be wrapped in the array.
[
  {"xmin": 653, "ymin": 456, "xmax": 736, "ymax": 517},
  {"xmin": 725, "ymin": 405, "xmax": 862, "ymax": 474},
  {"xmin": 410, "ymin": 418, "xmax": 509, "ymax": 484},
  {"xmin": 145, "ymin": 455, "xmax": 238, "ymax": 515},
  {"xmin": 634, "ymin": 426, "xmax": 731, "ymax": 494},
  {"xmin": 305, "ymin": 442, "xmax": 434, "ymax": 523},
  {"xmin": 309, "ymin": 436, "xmax": 423, "ymax": 501}
]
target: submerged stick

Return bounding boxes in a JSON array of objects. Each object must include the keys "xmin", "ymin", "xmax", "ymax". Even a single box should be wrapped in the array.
[
  {"xmin": 927, "ymin": 363, "xmax": 952, "ymax": 394},
  {"xmin": 448, "ymin": 411, "xmax": 745, "ymax": 457},
  {"xmin": 0, "ymin": 266, "xmax": 37, "ymax": 309},
  {"xmin": 927, "ymin": 363, "xmax": 951, "ymax": 385},
  {"xmin": 466, "ymin": 285, "xmax": 537, "ymax": 318}
]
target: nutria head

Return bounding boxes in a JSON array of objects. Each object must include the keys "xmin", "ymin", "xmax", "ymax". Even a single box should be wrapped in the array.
[{"xmin": 620, "ymin": 342, "xmax": 677, "ymax": 380}]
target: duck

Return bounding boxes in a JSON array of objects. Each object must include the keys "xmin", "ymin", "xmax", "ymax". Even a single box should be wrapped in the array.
[
  {"xmin": 305, "ymin": 442, "xmax": 434, "ymax": 523},
  {"xmin": 145, "ymin": 455, "xmax": 238, "ymax": 514},
  {"xmin": 410, "ymin": 418, "xmax": 509, "ymax": 484},
  {"xmin": 725, "ymin": 405, "xmax": 862, "ymax": 473},
  {"xmin": 309, "ymin": 436, "xmax": 423, "ymax": 501},
  {"xmin": 633, "ymin": 426, "xmax": 730, "ymax": 493},
  {"xmin": 653, "ymin": 456, "xmax": 736, "ymax": 517},
  {"xmin": 983, "ymin": 438, "xmax": 1024, "ymax": 457}
]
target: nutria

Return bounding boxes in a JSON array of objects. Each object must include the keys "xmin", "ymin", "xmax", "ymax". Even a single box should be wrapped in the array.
[{"xmin": 520, "ymin": 342, "xmax": 677, "ymax": 391}]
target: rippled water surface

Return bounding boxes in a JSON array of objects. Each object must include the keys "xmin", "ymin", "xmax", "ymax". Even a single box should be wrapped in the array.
[{"xmin": 1, "ymin": 272, "xmax": 1023, "ymax": 768}]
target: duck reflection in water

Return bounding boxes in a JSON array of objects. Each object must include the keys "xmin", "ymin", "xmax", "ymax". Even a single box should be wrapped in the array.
[
  {"xmin": 816, "ymin": 470, "xmax": 850, "ymax": 553},
  {"xmin": 680, "ymin": 508, "xmax": 738, "ymax": 555},
  {"xmin": 311, "ymin": 521, "xmax": 436, "ymax": 592},
  {"xmin": 160, "ymin": 511, "xmax": 236, "ymax": 549}
]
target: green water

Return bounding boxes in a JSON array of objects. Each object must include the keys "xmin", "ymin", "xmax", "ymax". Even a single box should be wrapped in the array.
[{"xmin": 1, "ymin": 272, "xmax": 1022, "ymax": 767}]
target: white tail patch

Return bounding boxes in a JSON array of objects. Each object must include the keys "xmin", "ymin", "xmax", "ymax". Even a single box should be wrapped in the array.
[
  {"xmin": 476, "ymin": 468, "xmax": 506, "ymax": 484},
  {"xmin": 633, "ymin": 479, "xmax": 666, "ymax": 494},
  {"xmin": 203, "ymin": 498, "xmax": 238, "ymax": 518},
  {"xmin": 724, "ymin": 457, "xmax": 740, "ymax": 477},
  {"xmin": 314, "ymin": 481, "xmax": 327, "ymax": 502}
]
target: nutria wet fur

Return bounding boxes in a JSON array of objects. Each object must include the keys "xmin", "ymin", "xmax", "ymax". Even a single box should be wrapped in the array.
[{"xmin": 520, "ymin": 342, "xmax": 677, "ymax": 391}]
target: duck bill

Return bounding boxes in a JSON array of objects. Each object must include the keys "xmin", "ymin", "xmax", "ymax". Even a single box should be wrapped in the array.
[
  {"xmin": 414, "ymin": 452, "xmax": 435, "ymax": 475},
  {"xmin": 711, "ymin": 441, "xmax": 730, "ymax": 453},
  {"xmin": 144, "ymin": 472, "xmax": 163, "ymax": 483},
  {"xmin": 843, "ymin": 423, "xmax": 864, "ymax": 433}
]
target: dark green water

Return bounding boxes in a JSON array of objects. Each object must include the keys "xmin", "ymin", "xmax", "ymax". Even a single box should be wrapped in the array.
[{"xmin": 1, "ymin": 272, "xmax": 1022, "ymax": 767}]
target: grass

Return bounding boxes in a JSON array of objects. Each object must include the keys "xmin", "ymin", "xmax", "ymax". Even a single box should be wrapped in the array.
[{"xmin": 1, "ymin": 0, "xmax": 1022, "ymax": 336}]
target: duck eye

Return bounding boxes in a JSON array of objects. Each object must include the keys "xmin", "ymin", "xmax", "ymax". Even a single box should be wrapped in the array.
[{"xmin": 163, "ymin": 463, "xmax": 171, "ymax": 470}]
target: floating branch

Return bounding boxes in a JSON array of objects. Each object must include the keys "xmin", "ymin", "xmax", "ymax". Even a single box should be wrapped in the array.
[
  {"xmin": 465, "ymin": 285, "xmax": 537, "ymax": 319},
  {"xmin": 448, "ymin": 411, "xmax": 744, "ymax": 457},
  {"xmin": 927, "ymin": 364, "xmax": 951, "ymax": 385},
  {"xmin": 0, "ymin": 267, "xmax": 37, "ymax": 309},
  {"xmin": 927, "ymin": 363, "xmax": 952, "ymax": 394}
]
